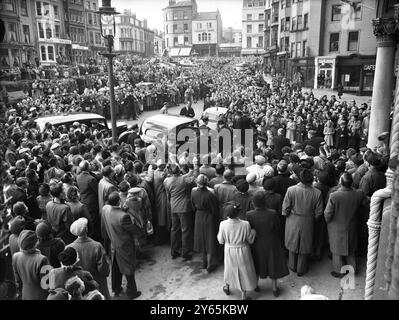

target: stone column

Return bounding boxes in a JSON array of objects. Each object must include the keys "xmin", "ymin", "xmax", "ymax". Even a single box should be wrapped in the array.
[{"xmin": 367, "ymin": 17, "xmax": 397, "ymax": 150}]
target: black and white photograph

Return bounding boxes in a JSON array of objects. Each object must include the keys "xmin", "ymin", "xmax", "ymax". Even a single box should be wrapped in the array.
[{"xmin": 0, "ymin": 0, "xmax": 398, "ymax": 309}]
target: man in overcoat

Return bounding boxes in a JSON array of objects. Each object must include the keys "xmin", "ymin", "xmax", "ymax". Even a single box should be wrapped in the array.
[
  {"xmin": 324, "ymin": 173, "xmax": 367, "ymax": 277},
  {"xmin": 282, "ymin": 169, "xmax": 323, "ymax": 276},
  {"xmin": 101, "ymin": 192, "xmax": 141, "ymax": 299}
]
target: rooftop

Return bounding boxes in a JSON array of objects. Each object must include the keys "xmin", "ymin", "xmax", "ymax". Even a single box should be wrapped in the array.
[
  {"xmin": 165, "ymin": 1, "xmax": 193, "ymax": 9},
  {"xmin": 194, "ymin": 12, "xmax": 218, "ymax": 21}
]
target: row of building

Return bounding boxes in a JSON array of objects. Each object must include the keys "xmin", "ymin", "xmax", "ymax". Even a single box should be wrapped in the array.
[
  {"xmin": 0, "ymin": 0, "xmax": 160, "ymax": 72},
  {"xmin": 249, "ymin": 0, "xmax": 378, "ymax": 95},
  {"xmin": 162, "ymin": 0, "xmax": 380, "ymax": 95}
]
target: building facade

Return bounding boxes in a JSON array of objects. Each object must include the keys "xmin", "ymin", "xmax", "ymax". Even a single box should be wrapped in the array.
[
  {"xmin": 154, "ymin": 30, "xmax": 165, "ymax": 56},
  {"xmin": 316, "ymin": 0, "xmax": 377, "ymax": 95},
  {"xmin": 163, "ymin": 0, "xmax": 198, "ymax": 57},
  {"xmin": 263, "ymin": 0, "xmax": 378, "ymax": 93},
  {"xmin": 0, "ymin": 0, "xmax": 39, "ymax": 71},
  {"xmin": 83, "ymin": 0, "xmax": 105, "ymax": 62},
  {"xmin": 242, "ymin": 0, "xmax": 267, "ymax": 56},
  {"xmin": 192, "ymin": 11, "xmax": 223, "ymax": 56},
  {"xmin": 102, "ymin": 9, "xmax": 154, "ymax": 57}
]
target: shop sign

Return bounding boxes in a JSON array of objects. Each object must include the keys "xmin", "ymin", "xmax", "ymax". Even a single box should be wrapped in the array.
[
  {"xmin": 363, "ymin": 64, "xmax": 375, "ymax": 71},
  {"xmin": 39, "ymin": 38, "xmax": 72, "ymax": 45}
]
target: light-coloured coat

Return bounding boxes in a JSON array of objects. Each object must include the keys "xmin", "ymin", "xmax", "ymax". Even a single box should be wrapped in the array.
[{"xmin": 217, "ymin": 219, "xmax": 257, "ymax": 291}]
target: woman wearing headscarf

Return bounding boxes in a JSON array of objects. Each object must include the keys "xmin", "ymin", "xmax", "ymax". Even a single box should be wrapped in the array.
[
  {"xmin": 12, "ymin": 230, "xmax": 51, "ymax": 300},
  {"xmin": 48, "ymin": 247, "xmax": 98, "ymax": 295},
  {"xmin": 217, "ymin": 204, "xmax": 257, "ymax": 300},
  {"xmin": 247, "ymin": 191, "xmax": 289, "ymax": 297},
  {"xmin": 229, "ymin": 180, "xmax": 254, "ymax": 221},
  {"xmin": 67, "ymin": 218, "xmax": 110, "ymax": 300},
  {"xmin": 191, "ymin": 174, "xmax": 219, "ymax": 273}
]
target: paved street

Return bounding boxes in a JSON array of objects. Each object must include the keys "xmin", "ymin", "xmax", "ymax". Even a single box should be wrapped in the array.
[{"xmin": 115, "ymin": 91, "xmax": 370, "ymax": 300}]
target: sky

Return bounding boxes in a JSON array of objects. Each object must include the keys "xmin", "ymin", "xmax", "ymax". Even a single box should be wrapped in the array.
[{"xmin": 112, "ymin": 0, "xmax": 243, "ymax": 31}]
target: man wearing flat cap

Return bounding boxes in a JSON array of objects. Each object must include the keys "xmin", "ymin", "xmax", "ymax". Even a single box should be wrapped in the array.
[{"xmin": 12, "ymin": 230, "xmax": 51, "ymax": 300}]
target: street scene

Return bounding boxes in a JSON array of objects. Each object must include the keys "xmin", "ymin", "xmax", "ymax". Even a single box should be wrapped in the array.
[{"xmin": 0, "ymin": 0, "xmax": 399, "ymax": 303}]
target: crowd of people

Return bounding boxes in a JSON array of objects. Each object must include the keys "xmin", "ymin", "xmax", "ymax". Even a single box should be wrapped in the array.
[{"xmin": 0, "ymin": 54, "xmax": 392, "ymax": 300}]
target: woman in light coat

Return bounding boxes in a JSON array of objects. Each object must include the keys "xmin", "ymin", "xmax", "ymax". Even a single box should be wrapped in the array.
[{"xmin": 217, "ymin": 204, "xmax": 257, "ymax": 300}]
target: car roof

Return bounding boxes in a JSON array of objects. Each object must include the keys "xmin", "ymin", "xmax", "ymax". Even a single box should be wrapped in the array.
[
  {"xmin": 203, "ymin": 107, "xmax": 228, "ymax": 116},
  {"xmin": 35, "ymin": 113, "xmax": 106, "ymax": 130},
  {"xmin": 142, "ymin": 114, "xmax": 198, "ymax": 130}
]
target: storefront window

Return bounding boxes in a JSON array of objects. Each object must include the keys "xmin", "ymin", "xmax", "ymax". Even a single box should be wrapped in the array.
[{"xmin": 363, "ymin": 72, "xmax": 374, "ymax": 91}]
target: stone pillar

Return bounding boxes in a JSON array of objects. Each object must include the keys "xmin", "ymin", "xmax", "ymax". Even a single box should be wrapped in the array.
[{"xmin": 367, "ymin": 17, "xmax": 397, "ymax": 150}]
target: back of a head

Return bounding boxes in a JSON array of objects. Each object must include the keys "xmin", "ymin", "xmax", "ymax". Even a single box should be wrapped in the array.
[
  {"xmin": 107, "ymin": 191, "xmax": 120, "ymax": 206},
  {"xmin": 102, "ymin": 165, "xmax": 113, "ymax": 177},
  {"xmin": 223, "ymin": 169, "xmax": 234, "ymax": 181},
  {"xmin": 215, "ymin": 164, "xmax": 225, "ymax": 176},
  {"xmin": 252, "ymin": 190, "xmax": 266, "ymax": 208},
  {"xmin": 340, "ymin": 172, "xmax": 353, "ymax": 188},
  {"xmin": 79, "ymin": 160, "xmax": 89, "ymax": 172},
  {"xmin": 50, "ymin": 183, "xmax": 63, "ymax": 198}
]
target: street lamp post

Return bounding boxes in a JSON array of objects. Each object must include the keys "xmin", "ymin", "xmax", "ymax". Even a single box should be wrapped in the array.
[{"xmin": 96, "ymin": 0, "xmax": 120, "ymax": 144}]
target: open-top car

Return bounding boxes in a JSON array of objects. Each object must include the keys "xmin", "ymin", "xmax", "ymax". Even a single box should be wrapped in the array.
[{"xmin": 202, "ymin": 107, "xmax": 228, "ymax": 131}]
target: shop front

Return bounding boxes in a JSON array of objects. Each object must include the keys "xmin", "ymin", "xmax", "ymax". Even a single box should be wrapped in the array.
[
  {"xmin": 289, "ymin": 57, "xmax": 315, "ymax": 88},
  {"xmin": 72, "ymin": 44, "xmax": 90, "ymax": 66},
  {"xmin": 192, "ymin": 43, "xmax": 217, "ymax": 57},
  {"xmin": 336, "ymin": 55, "xmax": 376, "ymax": 96},
  {"xmin": 314, "ymin": 56, "xmax": 337, "ymax": 90}
]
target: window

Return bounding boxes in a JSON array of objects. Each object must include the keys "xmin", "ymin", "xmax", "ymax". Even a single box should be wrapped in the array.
[
  {"xmin": 21, "ymin": 0, "xmax": 28, "ymax": 15},
  {"xmin": 291, "ymin": 42, "xmax": 295, "ymax": 57},
  {"xmin": 184, "ymin": 23, "xmax": 188, "ymax": 31},
  {"xmin": 247, "ymin": 14, "xmax": 252, "ymax": 21},
  {"xmin": 1, "ymin": 0, "xmax": 15, "ymax": 12},
  {"xmin": 198, "ymin": 33, "xmax": 201, "ymax": 42},
  {"xmin": 247, "ymin": 37, "xmax": 252, "ymax": 48},
  {"xmin": 258, "ymin": 36, "xmax": 263, "ymax": 47},
  {"xmin": 297, "ymin": 15, "xmax": 303, "ymax": 30},
  {"xmin": 258, "ymin": 0, "xmax": 265, "ymax": 6},
  {"xmin": 41, "ymin": 46, "xmax": 47, "ymax": 61},
  {"xmin": 329, "ymin": 33, "xmax": 340, "ymax": 51},
  {"xmin": 38, "ymin": 23, "xmax": 44, "ymax": 38},
  {"xmin": 259, "ymin": 13, "xmax": 264, "ymax": 20},
  {"xmin": 247, "ymin": 24, "xmax": 252, "ymax": 33},
  {"xmin": 281, "ymin": 0, "xmax": 286, "ymax": 9},
  {"xmin": 95, "ymin": 33, "xmax": 101, "ymax": 44},
  {"xmin": 173, "ymin": 24, "xmax": 177, "ymax": 32},
  {"xmin": 43, "ymin": 2, "xmax": 50, "ymax": 16},
  {"xmin": 184, "ymin": 36, "xmax": 189, "ymax": 45},
  {"xmin": 173, "ymin": 13, "xmax": 178, "ymax": 20},
  {"xmin": 208, "ymin": 33, "xmax": 211, "ymax": 41},
  {"xmin": 166, "ymin": 25, "xmax": 168, "ymax": 34},
  {"xmin": 93, "ymin": 2, "xmax": 96, "ymax": 10},
  {"xmin": 55, "ymin": 25, "xmax": 60, "ymax": 38},
  {"xmin": 183, "ymin": 11, "xmax": 188, "ymax": 19},
  {"xmin": 36, "ymin": 1, "xmax": 42, "ymax": 15},
  {"xmin": 259, "ymin": 24, "xmax": 264, "ymax": 33},
  {"xmin": 281, "ymin": 18, "xmax": 285, "ymax": 32},
  {"xmin": 286, "ymin": 0, "xmax": 291, "ymax": 7},
  {"xmin": 207, "ymin": 22, "xmax": 212, "ymax": 28},
  {"xmin": 354, "ymin": 2, "xmax": 362, "ymax": 19},
  {"xmin": 88, "ymin": 13, "xmax": 93, "ymax": 25},
  {"xmin": 86, "ymin": 1, "xmax": 90, "ymax": 10},
  {"xmin": 302, "ymin": 40, "xmax": 307, "ymax": 56},
  {"xmin": 197, "ymin": 23, "xmax": 202, "ymax": 29},
  {"xmin": 284, "ymin": 17, "xmax": 290, "ymax": 31},
  {"xmin": 23, "ymin": 25, "xmax": 30, "ymax": 43},
  {"xmin": 296, "ymin": 42, "xmax": 301, "ymax": 57},
  {"xmin": 90, "ymin": 32, "xmax": 94, "ymax": 44},
  {"xmin": 348, "ymin": 31, "xmax": 359, "ymax": 51},
  {"xmin": 202, "ymin": 32, "xmax": 207, "ymax": 41},
  {"xmin": 304, "ymin": 13, "xmax": 309, "ymax": 29},
  {"xmin": 54, "ymin": 5, "xmax": 59, "ymax": 19},
  {"xmin": 248, "ymin": 1, "xmax": 253, "ymax": 7},
  {"xmin": 292, "ymin": 16, "xmax": 297, "ymax": 30},
  {"xmin": 45, "ymin": 23, "xmax": 52, "ymax": 39},
  {"xmin": 48, "ymin": 46, "xmax": 54, "ymax": 61},
  {"xmin": 7, "ymin": 23, "xmax": 17, "ymax": 42},
  {"xmin": 173, "ymin": 37, "xmax": 178, "ymax": 45},
  {"xmin": 332, "ymin": 5, "xmax": 342, "ymax": 21}
]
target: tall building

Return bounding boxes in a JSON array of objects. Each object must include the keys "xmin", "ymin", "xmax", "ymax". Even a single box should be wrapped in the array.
[
  {"xmin": 163, "ymin": 0, "xmax": 198, "ymax": 57},
  {"xmin": 83, "ymin": 0, "xmax": 105, "ymax": 62},
  {"xmin": 241, "ymin": 0, "xmax": 267, "ymax": 56},
  {"xmin": 0, "ymin": 0, "xmax": 39, "ymax": 69},
  {"xmin": 35, "ymin": 0, "xmax": 71, "ymax": 66},
  {"xmin": 220, "ymin": 27, "xmax": 242, "ymax": 57},
  {"xmin": 316, "ymin": 0, "xmax": 377, "ymax": 95},
  {"xmin": 102, "ymin": 9, "xmax": 154, "ymax": 57},
  {"xmin": 192, "ymin": 11, "xmax": 223, "ymax": 56},
  {"xmin": 223, "ymin": 27, "xmax": 242, "ymax": 44},
  {"xmin": 263, "ymin": 0, "xmax": 377, "ymax": 93}
]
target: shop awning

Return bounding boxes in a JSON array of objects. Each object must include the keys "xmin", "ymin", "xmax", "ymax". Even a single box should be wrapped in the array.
[
  {"xmin": 169, "ymin": 48, "xmax": 181, "ymax": 57},
  {"xmin": 179, "ymin": 47, "xmax": 192, "ymax": 57}
]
